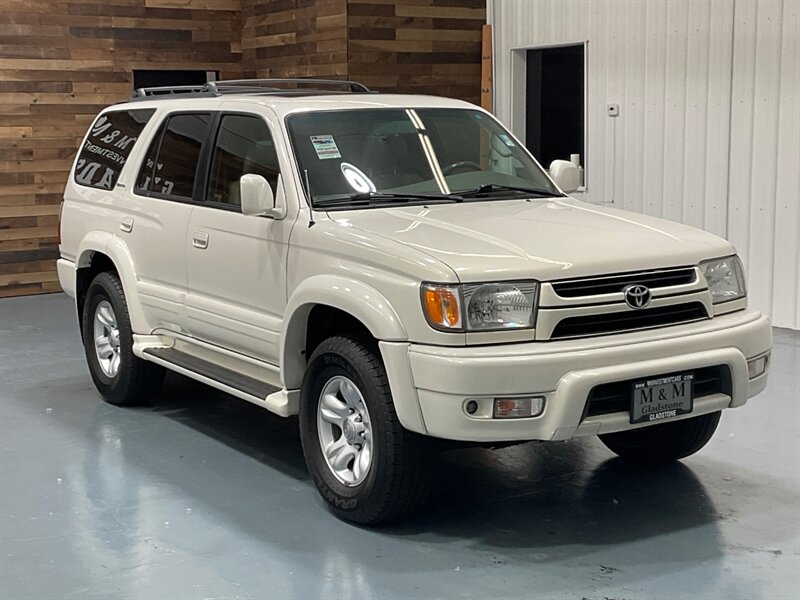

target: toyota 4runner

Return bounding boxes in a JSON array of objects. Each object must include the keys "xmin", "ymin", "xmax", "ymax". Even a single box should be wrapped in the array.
[{"xmin": 57, "ymin": 79, "xmax": 772, "ymax": 524}]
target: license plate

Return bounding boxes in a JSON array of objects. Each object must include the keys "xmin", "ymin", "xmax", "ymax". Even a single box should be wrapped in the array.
[{"xmin": 630, "ymin": 373, "xmax": 694, "ymax": 424}]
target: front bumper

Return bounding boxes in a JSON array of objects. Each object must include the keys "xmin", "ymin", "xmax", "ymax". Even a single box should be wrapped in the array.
[{"xmin": 381, "ymin": 309, "xmax": 772, "ymax": 442}]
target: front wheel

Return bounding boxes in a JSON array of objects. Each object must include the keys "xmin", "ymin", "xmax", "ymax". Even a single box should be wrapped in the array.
[
  {"xmin": 299, "ymin": 335, "xmax": 431, "ymax": 525},
  {"xmin": 599, "ymin": 411, "xmax": 722, "ymax": 465}
]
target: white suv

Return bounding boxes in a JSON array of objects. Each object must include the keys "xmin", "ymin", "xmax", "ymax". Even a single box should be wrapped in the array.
[{"xmin": 58, "ymin": 79, "xmax": 772, "ymax": 524}]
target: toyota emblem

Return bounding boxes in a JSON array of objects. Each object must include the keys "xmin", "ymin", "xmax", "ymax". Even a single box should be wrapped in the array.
[{"xmin": 623, "ymin": 284, "xmax": 652, "ymax": 309}]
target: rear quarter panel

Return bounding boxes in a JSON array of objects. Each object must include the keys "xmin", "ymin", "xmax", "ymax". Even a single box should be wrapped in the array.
[{"xmin": 59, "ymin": 104, "xmax": 169, "ymax": 332}]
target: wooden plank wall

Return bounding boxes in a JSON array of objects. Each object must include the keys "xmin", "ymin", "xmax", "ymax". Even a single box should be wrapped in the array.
[
  {"xmin": 0, "ymin": 0, "xmax": 242, "ymax": 298},
  {"xmin": 347, "ymin": 0, "xmax": 485, "ymax": 104},
  {"xmin": 242, "ymin": 0, "xmax": 348, "ymax": 78},
  {"xmin": 241, "ymin": 0, "xmax": 484, "ymax": 94},
  {"xmin": 1, "ymin": 0, "xmax": 484, "ymax": 298}
]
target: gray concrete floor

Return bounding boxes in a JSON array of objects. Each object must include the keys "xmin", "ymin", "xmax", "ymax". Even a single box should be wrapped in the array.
[{"xmin": 1, "ymin": 293, "xmax": 798, "ymax": 600}]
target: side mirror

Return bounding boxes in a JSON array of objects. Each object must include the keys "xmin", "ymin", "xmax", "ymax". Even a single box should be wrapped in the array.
[
  {"xmin": 240, "ymin": 174, "xmax": 276, "ymax": 217},
  {"xmin": 549, "ymin": 159, "xmax": 580, "ymax": 194}
]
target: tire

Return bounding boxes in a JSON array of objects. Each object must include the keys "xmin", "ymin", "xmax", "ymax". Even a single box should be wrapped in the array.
[
  {"xmin": 599, "ymin": 411, "xmax": 722, "ymax": 465},
  {"xmin": 299, "ymin": 335, "xmax": 431, "ymax": 525},
  {"xmin": 81, "ymin": 271, "xmax": 165, "ymax": 406}
]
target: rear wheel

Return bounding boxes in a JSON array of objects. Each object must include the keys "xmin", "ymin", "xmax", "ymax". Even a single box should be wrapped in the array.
[
  {"xmin": 299, "ymin": 335, "xmax": 431, "ymax": 525},
  {"xmin": 81, "ymin": 271, "xmax": 164, "ymax": 406},
  {"xmin": 599, "ymin": 411, "xmax": 722, "ymax": 464}
]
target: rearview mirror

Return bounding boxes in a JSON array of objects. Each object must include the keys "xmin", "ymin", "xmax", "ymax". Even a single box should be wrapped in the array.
[
  {"xmin": 548, "ymin": 160, "xmax": 580, "ymax": 194},
  {"xmin": 490, "ymin": 134, "xmax": 513, "ymax": 158},
  {"xmin": 240, "ymin": 174, "xmax": 276, "ymax": 217}
]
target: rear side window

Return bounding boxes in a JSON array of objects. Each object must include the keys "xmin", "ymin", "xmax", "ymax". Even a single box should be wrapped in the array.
[
  {"xmin": 135, "ymin": 113, "xmax": 211, "ymax": 199},
  {"xmin": 135, "ymin": 122, "xmax": 165, "ymax": 194},
  {"xmin": 74, "ymin": 109, "xmax": 155, "ymax": 190}
]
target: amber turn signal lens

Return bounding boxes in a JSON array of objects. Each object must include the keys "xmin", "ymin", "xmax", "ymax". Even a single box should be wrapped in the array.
[{"xmin": 422, "ymin": 285, "xmax": 462, "ymax": 329}]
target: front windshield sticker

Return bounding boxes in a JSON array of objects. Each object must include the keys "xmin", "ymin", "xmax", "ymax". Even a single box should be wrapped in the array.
[
  {"xmin": 498, "ymin": 133, "xmax": 516, "ymax": 147},
  {"xmin": 310, "ymin": 135, "xmax": 342, "ymax": 160}
]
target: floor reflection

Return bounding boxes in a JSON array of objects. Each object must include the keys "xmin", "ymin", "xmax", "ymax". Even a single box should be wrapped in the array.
[
  {"xmin": 153, "ymin": 372, "xmax": 308, "ymax": 478},
  {"xmin": 383, "ymin": 447, "xmax": 723, "ymax": 562},
  {"xmin": 79, "ymin": 371, "xmax": 723, "ymax": 564},
  {"xmin": 5, "ymin": 294, "xmax": 796, "ymax": 599}
]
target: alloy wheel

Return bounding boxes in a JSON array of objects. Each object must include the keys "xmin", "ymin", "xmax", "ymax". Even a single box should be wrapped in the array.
[
  {"xmin": 317, "ymin": 375, "xmax": 374, "ymax": 486},
  {"xmin": 93, "ymin": 300, "xmax": 121, "ymax": 378}
]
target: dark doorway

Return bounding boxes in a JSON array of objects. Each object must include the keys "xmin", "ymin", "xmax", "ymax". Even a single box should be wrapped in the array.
[
  {"xmin": 133, "ymin": 70, "xmax": 217, "ymax": 90},
  {"xmin": 525, "ymin": 45, "xmax": 584, "ymax": 172}
]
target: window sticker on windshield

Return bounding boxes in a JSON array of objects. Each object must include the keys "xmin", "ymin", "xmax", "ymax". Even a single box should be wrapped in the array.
[
  {"xmin": 498, "ymin": 133, "xmax": 516, "ymax": 147},
  {"xmin": 310, "ymin": 135, "xmax": 342, "ymax": 160}
]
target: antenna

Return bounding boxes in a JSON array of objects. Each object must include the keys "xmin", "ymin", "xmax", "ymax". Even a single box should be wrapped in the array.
[{"xmin": 304, "ymin": 169, "xmax": 315, "ymax": 227}]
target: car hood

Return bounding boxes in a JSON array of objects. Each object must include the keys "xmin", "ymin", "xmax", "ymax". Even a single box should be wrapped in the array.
[{"xmin": 329, "ymin": 197, "xmax": 735, "ymax": 282}]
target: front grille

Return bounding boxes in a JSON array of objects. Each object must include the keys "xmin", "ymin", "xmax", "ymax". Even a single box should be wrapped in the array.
[
  {"xmin": 550, "ymin": 302, "xmax": 708, "ymax": 339},
  {"xmin": 583, "ymin": 365, "xmax": 732, "ymax": 419},
  {"xmin": 552, "ymin": 267, "xmax": 696, "ymax": 298}
]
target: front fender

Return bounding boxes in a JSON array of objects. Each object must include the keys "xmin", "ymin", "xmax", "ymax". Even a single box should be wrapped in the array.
[
  {"xmin": 77, "ymin": 233, "xmax": 150, "ymax": 334},
  {"xmin": 280, "ymin": 275, "xmax": 407, "ymax": 390}
]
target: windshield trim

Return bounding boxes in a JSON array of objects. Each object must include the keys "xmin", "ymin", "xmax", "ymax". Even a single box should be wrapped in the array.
[
  {"xmin": 317, "ymin": 194, "xmax": 561, "ymax": 212},
  {"xmin": 283, "ymin": 107, "xmax": 561, "ymax": 210}
]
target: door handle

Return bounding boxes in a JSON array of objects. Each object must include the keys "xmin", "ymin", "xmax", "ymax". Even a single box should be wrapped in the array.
[
  {"xmin": 192, "ymin": 232, "xmax": 209, "ymax": 249},
  {"xmin": 120, "ymin": 217, "xmax": 134, "ymax": 233}
]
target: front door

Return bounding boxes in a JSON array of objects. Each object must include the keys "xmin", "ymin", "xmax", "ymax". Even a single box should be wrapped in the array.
[{"xmin": 184, "ymin": 111, "xmax": 293, "ymax": 364}]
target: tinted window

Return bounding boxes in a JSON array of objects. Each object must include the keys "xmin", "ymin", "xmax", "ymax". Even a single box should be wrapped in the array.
[
  {"xmin": 156, "ymin": 113, "xmax": 211, "ymax": 198},
  {"xmin": 417, "ymin": 109, "xmax": 557, "ymax": 193},
  {"xmin": 135, "ymin": 121, "xmax": 164, "ymax": 194},
  {"xmin": 206, "ymin": 114, "xmax": 280, "ymax": 207},
  {"xmin": 287, "ymin": 109, "xmax": 434, "ymax": 201},
  {"xmin": 74, "ymin": 109, "xmax": 155, "ymax": 190},
  {"xmin": 287, "ymin": 109, "xmax": 558, "ymax": 206}
]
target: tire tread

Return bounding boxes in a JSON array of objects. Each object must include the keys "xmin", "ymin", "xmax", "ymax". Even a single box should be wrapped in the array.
[
  {"xmin": 82, "ymin": 271, "xmax": 164, "ymax": 406},
  {"xmin": 301, "ymin": 334, "xmax": 431, "ymax": 525}
]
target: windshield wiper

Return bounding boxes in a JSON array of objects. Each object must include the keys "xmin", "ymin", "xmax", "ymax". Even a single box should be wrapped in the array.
[
  {"xmin": 457, "ymin": 184, "xmax": 563, "ymax": 198},
  {"xmin": 315, "ymin": 191, "xmax": 462, "ymax": 208}
]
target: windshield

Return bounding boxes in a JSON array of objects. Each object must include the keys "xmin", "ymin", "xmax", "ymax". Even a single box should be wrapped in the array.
[{"xmin": 286, "ymin": 108, "xmax": 560, "ymax": 207}]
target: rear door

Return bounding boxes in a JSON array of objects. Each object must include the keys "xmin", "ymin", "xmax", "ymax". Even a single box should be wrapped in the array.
[
  {"xmin": 184, "ymin": 110, "xmax": 293, "ymax": 363},
  {"xmin": 126, "ymin": 111, "xmax": 213, "ymax": 332}
]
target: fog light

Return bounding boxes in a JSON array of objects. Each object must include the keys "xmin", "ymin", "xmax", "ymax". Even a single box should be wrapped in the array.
[
  {"xmin": 493, "ymin": 396, "xmax": 545, "ymax": 419},
  {"xmin": 747, "ymin": 354, "xmax": 769, "ymax": 379}
]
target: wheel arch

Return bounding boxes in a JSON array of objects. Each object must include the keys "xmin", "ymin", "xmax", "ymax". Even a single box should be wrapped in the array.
[
  {"xmin": 280, "ymin": 276, "xmax": 407, "ymax": 391},
  {"xmin": 75, "ymin": 233, "xmax": 149, "ymax": 333}
]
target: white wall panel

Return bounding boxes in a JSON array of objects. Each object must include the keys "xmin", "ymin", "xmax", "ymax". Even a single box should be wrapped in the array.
[
  {"xmin": 703, "ymin": 0, "xmax": 737, "ymax": 238},
  {"xmin": 729, "ymin": 0, "xmax": 800, "ymax": 330},
  {"xmin": 771, "ymin": 0, "xmax": 800, "ymax": 328},
  {"xmin": 490, "ymin": 0, "xmax": 799, "ymax": 328}
]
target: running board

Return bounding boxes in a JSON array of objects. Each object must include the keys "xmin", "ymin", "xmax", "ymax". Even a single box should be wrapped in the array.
[{"xmin": 142, "ymin": 347, "xmax": 298, "ymax": 416}]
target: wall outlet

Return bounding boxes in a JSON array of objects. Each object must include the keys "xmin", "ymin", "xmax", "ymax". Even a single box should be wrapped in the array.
[{"xmin": 607, "ymin": 103, "xmax": 620, "ymax": 117}]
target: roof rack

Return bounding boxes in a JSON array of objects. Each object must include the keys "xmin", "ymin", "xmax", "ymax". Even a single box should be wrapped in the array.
[
  {"xmin": 129, "ymin": 84, "xmax": 218, "ymax": 100},
  {"xmin": 129, "ymin": 78, "xmax": 374, "ymax": 102}
]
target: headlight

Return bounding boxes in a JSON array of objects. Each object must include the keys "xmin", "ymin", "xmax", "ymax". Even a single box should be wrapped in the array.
[
  {"xmin": 464, "ymin": 282, "xmax": 538, "ymax": 330},
  {"xmin": 700, "ymin": 255, "xmax": 746, "ymax": 304},
  {"xmin": 421, "ymin": 281, "xmax": 538, "ymax": 332}
]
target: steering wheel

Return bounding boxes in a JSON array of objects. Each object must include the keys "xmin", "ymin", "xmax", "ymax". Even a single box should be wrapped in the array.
[{"xmin": 442, "ymin": 161, "xmax": 483, "ymax": 176}]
